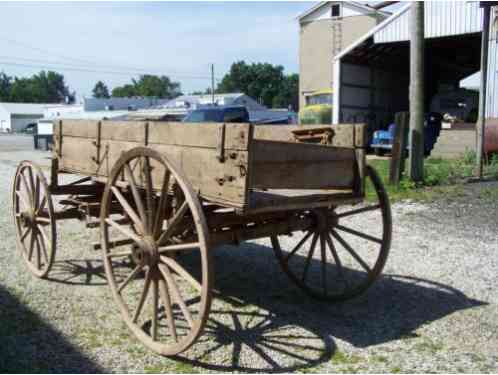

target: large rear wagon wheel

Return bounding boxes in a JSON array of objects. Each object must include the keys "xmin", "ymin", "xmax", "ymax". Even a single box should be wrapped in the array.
[
  {"xmin": 12, "ymin": 161, "xmax": 56, "ymax": 278},
  {"xmin": 100, "ymin": 147, "xmax": 212, "ymax": 356},
  {"xmin": 272, "ymin": 165, "xmax": 391, "ymax": 302}
]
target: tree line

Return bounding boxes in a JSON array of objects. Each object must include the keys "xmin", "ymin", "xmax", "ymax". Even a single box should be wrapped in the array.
[
  {"xmin": 0, "ymin": 71, "xmax": 75, "ymax": 103},
  {"xmin": 97, "ymin": 61, "xmax": 299, "ymax": 110},
  {"xmin": 190, "ymin": 61, "xmax": 299, "ymax": 111},
  {"xmin": 1, "ymin": 61, "xmax": 299, "ymax": 110}
]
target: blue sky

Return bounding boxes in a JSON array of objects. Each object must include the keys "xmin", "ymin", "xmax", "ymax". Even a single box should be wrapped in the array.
[{"xmin": 0, "ymin": 1, "xmax": 314, "ymax": 99}]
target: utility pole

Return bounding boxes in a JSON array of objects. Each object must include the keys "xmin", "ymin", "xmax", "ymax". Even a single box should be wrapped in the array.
[
  {"xmin": 211, "ymin": 63, "xmax": 215, "ymax": 105},
  {"xmin": 476, "ymin": 3, "xmax": 491, "ymax": 178},
  {"xmin": 408, "ymin": 1, "xmax": 425, "ymax": 182}
]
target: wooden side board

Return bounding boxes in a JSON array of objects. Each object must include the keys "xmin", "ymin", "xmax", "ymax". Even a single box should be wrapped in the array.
[
  {"xmin": 249, "ymin": 140, "xmax": 356, "ymax": 190},
  {"xmin": 254, "ymin": 124, "xmax": 367, "ymax": 148},
  {"xmin": 53, "ymin": 119, "xmax": 366, "ymax": 211},
  {"xmin": 54, "ymin": 119, "xmax": 252, "ymax": 208}
]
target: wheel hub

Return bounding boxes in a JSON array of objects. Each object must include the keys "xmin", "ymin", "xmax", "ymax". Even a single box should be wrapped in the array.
[
  {"xmin": 311, "ymin": 208, "xmax": 338, "ymax": 232},
  {"xmin": 133, "ymin": 236, "xmax": 160, "ymax": 267}
]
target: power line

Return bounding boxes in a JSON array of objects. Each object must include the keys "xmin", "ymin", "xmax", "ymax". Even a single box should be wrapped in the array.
[
  {"xmin": 0, "ymin": 34, "xmax": 217, "ymax": 79},
  {"xmin": 0, "ymin": 59, "xmax": 222, "ymax": 80}
]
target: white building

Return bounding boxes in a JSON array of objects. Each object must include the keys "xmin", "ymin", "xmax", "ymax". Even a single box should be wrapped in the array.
[
  {"xmin": 332, "ymin": 1, "xmax": 486, "ymax": 130},
  {"xmin": 0, "ymin": 103, "xmax": 51, "ymax": 132}
]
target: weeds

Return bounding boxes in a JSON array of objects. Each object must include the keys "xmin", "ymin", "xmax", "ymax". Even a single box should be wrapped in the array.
[{"xmin": 366, "ymin": 152, "xmax": 498, "ymax": 202}]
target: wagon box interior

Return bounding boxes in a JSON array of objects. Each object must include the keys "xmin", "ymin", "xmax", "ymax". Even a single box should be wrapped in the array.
[{"xmin": 53, "ymin": 120, "xmax": 367, "ymax": 214}]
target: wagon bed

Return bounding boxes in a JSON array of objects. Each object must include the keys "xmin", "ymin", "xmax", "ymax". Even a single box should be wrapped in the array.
[{"xmin": 13, "ymin": 119, "xmax": 391, "ymax": 356}]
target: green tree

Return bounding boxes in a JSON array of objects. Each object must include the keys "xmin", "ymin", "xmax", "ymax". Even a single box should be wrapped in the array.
[
  {"xmin": 111, "ymin": 84, "xmax": 136, "ymax": 98},
  {"xmin": 216, "ymin": 61, "xmax": 298, "ymax": 110},
  {"xmin": 92, "ymin": 81, "xmax": 110, "ymax": 98},
  {"xmin": 272, "ymin": 73, "xmax": 299, "ymax": 111},
  {"xmin": 0, "ymin": 72, "xmax": 12, "ymax": 101},
  {"xmin": 112, "ymin": 75, "xmax": 181, "ymax": 99},
  {"xmin": 8, "ymin": 71, "xmax": 74, "ymax": 103}
]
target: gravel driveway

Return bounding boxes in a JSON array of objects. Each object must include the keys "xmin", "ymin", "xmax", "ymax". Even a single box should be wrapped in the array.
[{"xmin": 0, "ymin": 134, "xmax": 497, "ymax": 373}]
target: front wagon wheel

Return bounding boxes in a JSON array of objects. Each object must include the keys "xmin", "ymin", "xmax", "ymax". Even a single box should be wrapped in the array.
[
  {"xmin": 100, "ymin": 147, "xmax": 213, "ymax": 356},
  {"xmin": 12, "ymin": 161, "xmax": 56, "ymax": 278},
  {"xmin": 271, "ymin": 165, "xmax": 392, "ymax": 301}
]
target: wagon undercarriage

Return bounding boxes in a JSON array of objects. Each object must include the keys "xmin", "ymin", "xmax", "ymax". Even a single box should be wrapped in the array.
[{"xmin": 12, "ymin": 120, "xmax": 392, "ymax": 356}]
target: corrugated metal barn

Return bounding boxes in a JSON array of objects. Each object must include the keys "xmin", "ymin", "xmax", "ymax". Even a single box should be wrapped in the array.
[{"xmin": 332, "ymin": 1, "xmax": 492, "ymax": 134}]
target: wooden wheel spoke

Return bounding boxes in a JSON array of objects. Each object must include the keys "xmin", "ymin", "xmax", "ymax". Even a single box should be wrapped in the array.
[
  {"xmin": 157, "ymin": 201, "xmax": 189, "ymax": 246},
  {"xmin": 28, "ymin": 230, "xmax": 36, "ymax": 261},
  {"xmin": 33, "ymin": 176, "xmax": 40, "ymax": 210},
  {"xmin": 35, "ymin": 235, "xmax": 41, "ymax": 269},
  {"xmin": 153, "ymin": 169, "xmax": 171, "ymax": 238},
  {"xmin": 334, "ymin": 224, "xmax": 382, "ymax": 244},
  {"xmin": 160, "ymin": 255, "xmax": 202, "ymax": 292},
  {"xmin": 36, "ymin": 196, "xmax": 47, "ymax": 215},
  {"xmin": 158, "ymin": 263, "xmax": 194, "ymax": 328},
  {"xmin": 106, "ymin": 249, "xmax": 133, "ymax": 258},
  {"xmin": 16, "ymin": 189, "xmax": 31, "ymax": 211},
  {"xmin": 118, "ymin": 264, "xmax": 143, "ymax": 293},
  {"xmin": 325, "ymin": 232, "xmax": 344, "ymax": 277},
  {"xmin": 36, "ymin": 216, "xmax": 51, "ymax": 224},
  {"xmin": 111, "ymin": 186, "xmax": 145, "ymax": 234},
  {"xmin": 158, "ymin": 278, "xmax": 178, "ymax": 342},
  {"xmin": 105, "ymin": 218, "xmax": 143, "ymax": 246},
  {"xmin": 319, "ymin": 233, "xmax": 327, "ymax": 294},
  {"xmin": 325, "ymin": 232, "xmax": 349, "ymax": 290},
  {"xmin": 152, "ymin": 279, "xmax": 159, "ymax": 341},
  {"xmin": 143, "ymin": 157, "xmax": 155, "ymax": 234},
  {"xmin": 132, "ymin": 269, "xmax": 151, "ymax": 323},
  {"xmin": 302, "ymin": 232, "xmax": 319, "ymax": 283},
  {"xmin": 124, "ymin": 163, "xmax": 147, "ymax": 227},
  {"xmin": 20, "ymin": 226, "xmax": 32, "ymax": 242},
  {"xmin": 285, "ymin": 231, "xmax": 312, "ymax": 262},
  {"xmin": 336, "ymin": 204, "xmax": 381, "ymax": 218},
  {"xmin": 37, "ymin": 226, "xmax": 50, "ymax": 263},
  {"xmin": 331, "ymin": 230, "xmax": 372, "ymax": 274},
  {"xmin": 26, "ymin": 168, "xmax": 36, "ymax": 204},
  {"xmin": 158, "ymin": 242, "xmax": 200, "ymax": 254}
]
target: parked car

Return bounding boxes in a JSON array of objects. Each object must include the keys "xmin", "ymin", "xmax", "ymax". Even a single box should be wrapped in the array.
[
  {"xmin": 182, "ymin": 105, "xmax": 249, "ymax": 123},
  {"xmin": 370, "ymin": 112, "xmax": 443, "ymax": 156}
]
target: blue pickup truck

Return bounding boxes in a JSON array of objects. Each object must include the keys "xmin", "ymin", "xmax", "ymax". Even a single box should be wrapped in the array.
[{"xmin": 371, "ymin": 112, "xmax": 442, "ymax": 156}]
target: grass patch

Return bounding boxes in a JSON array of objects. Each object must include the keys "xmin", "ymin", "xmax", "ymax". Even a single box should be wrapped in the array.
[
  {"xmin": 366, "ymin": 151, "xmax": 498, "ymax": 202},
  {"xmin": 413, "ymin": 339, "xmax": 444, "ymax": 354},
  {"xmin": 330, "ymin": 350, "xmax": 363, "ymax": 365}
]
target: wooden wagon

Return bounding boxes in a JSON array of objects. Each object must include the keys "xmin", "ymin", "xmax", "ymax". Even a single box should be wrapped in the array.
[{"xmin": 12, "ymin": 120, "xmax": 391, "ymax": 355}]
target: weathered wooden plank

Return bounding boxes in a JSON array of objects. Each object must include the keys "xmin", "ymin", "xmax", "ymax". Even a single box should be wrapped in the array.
[
  {"xmin": 149, "ymin": 144, "xmax": 249, "ymax": 208},
  {"xmin": 246, "ymin": 189, "xmax": 362, "ymax": 215},
  {"xmin": 249, "ymin": 140, "xmax": 355, "ymax": 189},
  {"xmin": 56, "ymin": 119, "xmax": 99, "ymax": 138},
  {"xmin": 100, "ymin": 121, "xmax": 147, "ymax": 143},
  {"xmin": 148, "ymin": 122, "xmax": 251, "ymax": 150},
  {"xmin": 254, "ymin": 124, "xmax": 367, "ymax": 148}
]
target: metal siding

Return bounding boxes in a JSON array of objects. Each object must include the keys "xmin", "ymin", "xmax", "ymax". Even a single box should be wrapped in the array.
[{"xmin": 374, "ymin": 1, "xmax": 483, "ymax": 44}]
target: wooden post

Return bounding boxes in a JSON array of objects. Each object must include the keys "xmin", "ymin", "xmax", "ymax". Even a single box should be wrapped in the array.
[
  {"xmin": 389, "ymin": 112, "xmax": 409, "ymax": 186},
  {"xmin": 408, "ymin": 2, "xmax": 425, "ymax": 182},
  {"xmin": 476, "ymin": 4, "xmax": 491, "ymax": 178}
]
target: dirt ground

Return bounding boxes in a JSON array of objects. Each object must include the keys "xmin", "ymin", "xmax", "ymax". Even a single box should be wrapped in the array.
[{"xmin": 0, "ymin": 134, "xmax": 497, "ymax": 373}]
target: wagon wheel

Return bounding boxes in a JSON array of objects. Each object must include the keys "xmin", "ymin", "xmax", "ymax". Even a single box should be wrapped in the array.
[
  {"xmin": 12, "ymin": 161, "xmax": 56, "ymax": 278},
  {"xmin": 100, "ymin": 147, "xmax": 212, "ymax": 356},
  {"xmin": 272, "ymin": 165, "xmax": 391, "ymax": 301}
]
